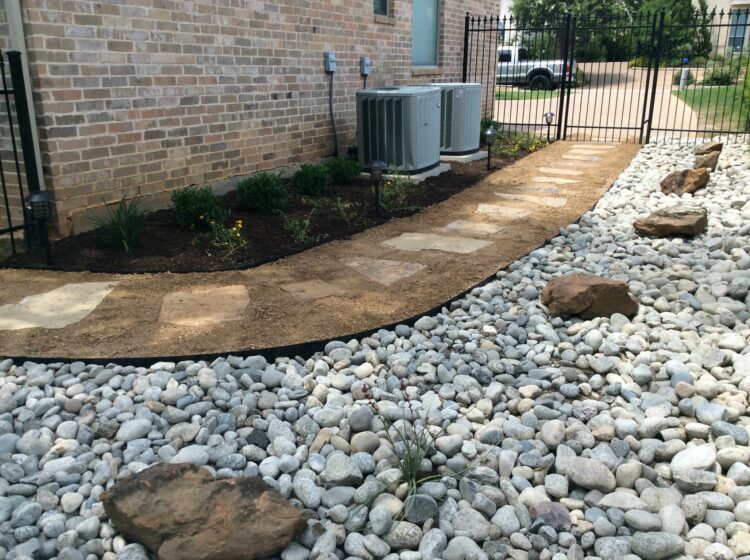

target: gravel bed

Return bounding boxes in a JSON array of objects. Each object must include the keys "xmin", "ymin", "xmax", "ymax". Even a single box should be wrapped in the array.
[{"xmin": 1, "ymin": 140, "xmax": 749, "ymax": 560}]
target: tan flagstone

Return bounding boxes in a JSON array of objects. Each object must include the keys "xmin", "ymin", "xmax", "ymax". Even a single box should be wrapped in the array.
[
  {"xmin": 159, "ymin": 285, "xmax": 249, "ymax": 326},
  {"xmin": 341, "ymin": 257, "xmax": 426, "ymax": 286},
  {"xmin": 383, "ymin": 232, "xmax": 492, "ymax": 253}
]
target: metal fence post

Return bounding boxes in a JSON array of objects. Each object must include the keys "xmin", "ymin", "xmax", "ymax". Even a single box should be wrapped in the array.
[
  {"xmin": 561, "ymin": 16, "xmax": 577, "ymax": 141},
  {"xmin": 7, "ymin": 50, "xmax": 41, "ymax": 194},
  {"xmin": 556, "ymin": 14, "xmax": 572, "ymax": 140},
  {"xmin": 644, "ymin": 11, "xmax": 666, "ymax": 144},
  {"xmin": 462, "ymin": 13, "xmax": 470, "ymax": 83}
]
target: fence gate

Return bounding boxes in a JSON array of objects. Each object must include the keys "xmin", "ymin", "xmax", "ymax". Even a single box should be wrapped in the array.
[
  {"xmin": 464, "ymin": 9, "xmax": 750, "ymax": 143},
  {"xmin": 0, "ymin": 48, "xmax": 41, "ymax": 256}
]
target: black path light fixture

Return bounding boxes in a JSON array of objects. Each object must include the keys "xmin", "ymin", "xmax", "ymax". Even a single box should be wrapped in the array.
[
  {"xmin": 543, "ymin": 111, "xmax": 555, "ymax": 143},
  {"xmin": 24, "ymin": 190, "xmax": 52, "ymax": 263},
  {"xmin": 484, "ymin": 125, "xmax": 497, "ymax": 171},
  {"xmin": 369, "ymin": 160, "xmax": 387, "ymax": 216}
]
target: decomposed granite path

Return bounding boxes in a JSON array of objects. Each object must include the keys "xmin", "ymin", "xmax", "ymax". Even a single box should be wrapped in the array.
[{"xmin": 0, "ymin": 141, "xmax": 639, "ymax": 359}]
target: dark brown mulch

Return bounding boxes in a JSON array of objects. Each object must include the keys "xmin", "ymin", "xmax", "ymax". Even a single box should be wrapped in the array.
[{"xmin": 5, "ymin": 155, "xmax": 521, "ymax": 273}]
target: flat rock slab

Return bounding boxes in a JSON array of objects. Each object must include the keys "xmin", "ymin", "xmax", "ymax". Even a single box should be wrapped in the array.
[
  {"xmin": 541, "ymin": 273, "xmax": 639, "ymax": 319},
  {"xmin": 495, "ymin": 192, "xmax": 567, "ymax": 208},
  {"xmin": 538, "ymin": 167, "xmax": 584, "ymax": 176},
  {"xmin": 532, "ymin": 176, "xmax": 579, "ymax": 185},
  {"xmin": 342, "ymin": 257, "xmax": 426, "ymax": 286},
  {"xmin": 521, "ymin": 184, "xmax": 561, "ymax": 194},
  {"xmin": 568, "ymin": 149, "xmax": 609, "ymax": 156},
  {"xmin": 634, "ymin": 206, "xmax": 708, "ymax": 237},
  {"xmin": 572, "ymin": 144, "xmax": 617, "ymax": 149},
  {"xmin": 693, "ymin": 141, "xmax": 723, "ymax": 155},
  {"xmin": 280, "ymin": 279, "xmax": 347, "ymax": 300},
  {"xmin": 0, "ymin": 282, "xmax": 117, "ymax": 330},
  {"xmin": 476, "ymin": 204, "xmax": 531, "ymax": 219},
  {"xmin": 442, "ymin": 219, "xmax": 506, "ymax": 236},
  {"xmin": 562, "ymin": 154, "xmax": 602, "ymax": 161},
  {"xmin": 159, "ymin": 285, "xmax": 249, "ymax": 326},
  {"xmin": 661, "ymin": 168, "xmax": 709, "ymax": 196},
  {"xmin": 383, "ymin": 232, "xmax": 492, "ymax": 254},
  {"xmin": 101, "ymin": 464, "xmax": 305, "ymax": 560}
]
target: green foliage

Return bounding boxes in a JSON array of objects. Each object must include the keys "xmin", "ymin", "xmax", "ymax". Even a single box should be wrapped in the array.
[
  {"xmin": 203, "ymin": 217, "xmax": 246, "ymax": 255},
  {"xmin": 281, "ymin": 209, "xmax": 327, "ymax": 245},
  {"xmin": 292, "ymin": 164, "xmax": 332, "ymax": 196},
  {"xmin": 170, "ymin": 186, "xmax": 222, "ymax": 229},
  {"xmin": 381, "ymin": 170, "xmax": 416, "ymax": 213},
  {"xmin": 744, "ymin": 68, "xmax": 750, "ymax": 131},
  {"xmin": 323, "ymin": 158, "xmax": 362, "ymax": 185},
  {"xmin": 236, "ymin": 172, "xmax": 288, "ymax": 213},
  {"xmin": 492, "ymin": 132, "xmax": 546, "ymax": 158},
  {"xmin": 90, "ymin": 198, "xmax": 148, "ymax": 254}
]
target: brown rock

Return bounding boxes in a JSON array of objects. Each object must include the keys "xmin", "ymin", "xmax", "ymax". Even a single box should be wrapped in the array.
[
  {"xmin": 540, "ymin": 274, "xmax": 638, "ymax": 319},
  {"xmin": 693, "ymin": 141, "xmax": 723, "ymax": 155},
  {"xmin": 528, "ymin": 501, "xmax": 572, "ymax": 531},
  {"xmin": 633, "ymin": 206, "xmax": 708, "ymax": 237},
  {"xmin": 660, "ymin": 168, "xmax": 710, "ymax": 196},
  {"xmin": 101, "ymin": 464, "xmax": 305, "ymax": 560},
  {"xmin": 694, "ymin": 151, "xmax": 720, "ymax": 171}
]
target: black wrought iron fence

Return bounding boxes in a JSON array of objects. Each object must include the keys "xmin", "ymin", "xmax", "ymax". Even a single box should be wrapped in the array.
[
  {"xmin": 0, "ymin": 49, "xmax": 41, "ymax": 256},
  {"xmin": 464, "ymin": 9, "xmax": 750, "ymax": 143}
]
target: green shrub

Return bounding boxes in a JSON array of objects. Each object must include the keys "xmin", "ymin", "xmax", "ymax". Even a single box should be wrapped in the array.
[
  {"xmin": 673, "ymin": 70, "xmax": 695, "ymax": 86},
  {"xmin": 236, "ymin": 172, "xmax": 288, "ymax": 213},
  {"xmin": 744, "ymin": 69, "xmax": 750, "ymax": 131},
  {"xmin": 291, "ymin": 164, "xmax": 332, "ymax": 196},
  {"xmin": 90, "ymin": 198, "xmax": 147, "ymax": 254},
  {"xmin": 324, "ymin": 158, "xmax": 362, "ymax": 185},
  {"xmin": 703, "ymin": 68, "xmax": 736, "ymax": 86},
  {"xmin": 170, "ymin": 186, "xmax": 222, "ymax": 229},
  {"xmin": 381, "ymin": 170, "xmax": 416, "ymax": 213}
]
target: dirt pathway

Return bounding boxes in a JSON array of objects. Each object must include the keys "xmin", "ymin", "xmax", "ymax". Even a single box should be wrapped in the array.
[{"xmin": 0, "ymin": 141, "xmax": 639, "ymax": 360}]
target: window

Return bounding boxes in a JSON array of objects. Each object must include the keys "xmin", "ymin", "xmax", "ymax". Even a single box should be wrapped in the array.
[
  {"xmin": 518, "ymin": 48, "xmax": 529, "ymax": 61},
  {"xmin": 728, "ymin": 11, "xmax": 748, "ymax": 52},
  {"xmin": 374, "ymin": 0, "xmax": 389, "ymax": 16},
  {"xmin": 412, "ymin": 0, "xmax": 440, "ymax": 66},
  {"xmin": 499, "ymin": 50, "xmax": 511, "ymax": 62}
]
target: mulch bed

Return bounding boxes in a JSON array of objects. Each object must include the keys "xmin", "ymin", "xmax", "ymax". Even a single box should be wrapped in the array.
[{"xmin": 4, "ymin": 154, "xmax": 525, "ymax": 273}]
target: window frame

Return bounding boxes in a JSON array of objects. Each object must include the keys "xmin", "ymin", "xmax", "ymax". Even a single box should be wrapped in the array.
[
  {"xmin": 411, "ymin": 0, "xmax": 441, "ymax": 68},
  {"xmin": 374, "ymin": 0, "xmax": 390, "ymax": 17}
]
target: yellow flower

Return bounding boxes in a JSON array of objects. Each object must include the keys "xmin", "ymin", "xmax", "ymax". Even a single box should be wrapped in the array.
[{"xmin": 235, "ymin": 233, "xmax": 240, "ymax": 238}]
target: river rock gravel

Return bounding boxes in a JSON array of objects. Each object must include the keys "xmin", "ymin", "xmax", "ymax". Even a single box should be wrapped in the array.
[{"xmin": 1, "ymin": 139, "xmax": 749, "ymax": 560}]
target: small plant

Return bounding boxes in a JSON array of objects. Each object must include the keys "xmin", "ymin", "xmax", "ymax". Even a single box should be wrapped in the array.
[
  {"xmin": 703, "ymin": 68, "xmax": 736, "ymax": 86},
  {"xmin": 492, "ymin": 132, "xmax": 545, "ymax": 158},
  {"xmin": 171, "ymin": 186, "xmax": 222, "ymax": 229},
  {"xmin": 324, "ymin": 158, "xmax": 362, "ymax": 185},
  {"xmin": 203, "ymin": 216, "xmax": 246, "ymax": 255},
  {"xmin": 90, "ymin": 197, "xmax": 148, "ymax": 254},
  {"xmin": 380, "ymin": 169, "xmax": 416, "ymax": 213},
  {"xmin": 281, "ymin": 209, "xmax": 327, "ymax": 245},
  {"xmin": 291, "ymin": 164, "xmax": 332, "ymax": 196},
  {"xmin": 236, "ymin": 172, "xmax": 288, "ymax": 213},
  {"xmin": 331, "ymin": 197, "xmax": 358, "ymax": 226}
]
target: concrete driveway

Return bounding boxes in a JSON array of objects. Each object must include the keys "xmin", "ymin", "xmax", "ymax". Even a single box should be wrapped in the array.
[{"xmin": 493, "ymin": 61, "xmax": 700, "ymax": 142}]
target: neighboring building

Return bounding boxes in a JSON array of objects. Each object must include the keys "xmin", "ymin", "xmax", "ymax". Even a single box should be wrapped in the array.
[
  {"xmin": 1, "ymin": 0, "xmax": 498, "ymax": 235},
  {"xmin": 696, "ymin": 0, "xmax": 749, "ymax": 53}
]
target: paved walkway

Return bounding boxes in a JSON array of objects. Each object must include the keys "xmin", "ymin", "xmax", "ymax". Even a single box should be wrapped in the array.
[{"xmin": 0, "ymin": 141, "xmax": 639, "ymax": 359}]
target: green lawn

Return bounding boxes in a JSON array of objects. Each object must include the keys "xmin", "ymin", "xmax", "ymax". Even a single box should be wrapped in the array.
[
  {"xmin": 673, "ymin": 85, "xmax": 749, "ymax": 131},
  {"xmin": 495, "ymin": 88, "xmax": 561, "ymax": 101}
]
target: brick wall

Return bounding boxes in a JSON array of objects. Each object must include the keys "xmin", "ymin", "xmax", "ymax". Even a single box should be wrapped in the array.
[{"xmin": 20, "ymin": 0, "xmax": 498, "ymax": 234}]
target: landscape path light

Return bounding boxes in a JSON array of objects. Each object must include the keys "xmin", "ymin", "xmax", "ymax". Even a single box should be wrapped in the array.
[
  {"xmin": 485, "ymin": 126, "xmax": 497, "ymax": 171},
  {"xmin": 544, "ymin": 111, "xmax": 555, "ymax": 143},
  {"xmin": 24, "ymin": 190, "xmax": 52, "ymax": 263},
  {"xmin": 369, "ymin": 160, "xmax": 387, "ymax": 216}
]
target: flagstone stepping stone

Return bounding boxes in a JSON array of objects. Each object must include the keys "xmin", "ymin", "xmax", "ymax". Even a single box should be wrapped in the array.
[
  {"xmin": 159, "ymin": 285, "xmax": 249, "ymax": 327},
  {"xmin": 495, "ymin": 192, "xmax": 567, "ymax": 208},
  {"xmin": 521, "ymin": 185, "xmax": 561, "ymax": 194},
  {"xmin": 555, "ymin": 161, "xmax": 585, "ymax": 167},
  {"xmin": 0, "ymin": 282, "xmax": 117, "ymax": 330},
  {"xmin": 563, "ymin": 154, "xmax": 602, "ymax": 161},
  {"xmin": 442, "ymin": 219, "xmax": 506, "ymax": 236},
  {"xmin": 572, "ymin": 144, "xmax": 616, "ymax": 149},
  {"xmin": 383, "ymin": 232, "xmax": 492, "ymax": 254},
  {"xmin": 568, "ymin": 149, "xmax": 610, "ymax": 156},
  {"xmin": 342, "ymin": 257, "xmax": 426, "ymax": 286},
  {"xmin": 538, "ymin": 167, "xmax": 583, "ymax": 176},
  {"xmin": 532, "ymin": 176, "xmax": 580, "ymax": 184},
  {"xmin": 279, "ymin": 279, "xmax": 347, "ymax": 301},
  {"xmin": 476, "ymin": 204, "xmax": 530, "ymax": 219}
]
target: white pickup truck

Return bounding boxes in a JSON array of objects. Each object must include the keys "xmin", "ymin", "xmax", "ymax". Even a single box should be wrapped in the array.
[{"xmin": 496, "ymin": 45, "xmax": 576, "ymax": 90}]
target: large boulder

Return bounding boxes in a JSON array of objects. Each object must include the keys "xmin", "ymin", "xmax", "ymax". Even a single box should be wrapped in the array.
[
  {"xmin": 101, "ymin": 464, "xmax": 306, "ymax": 560},
  {"xmin": 633, "ymin": 206, "xmax": 707, "ymax": 237},
  {"xmin": 693, "ymin": 141, "xmax": 722, "ymax": 155},
  {"xmin": 541, "ymin": 274, "xmax": 638, "ymax": 319},
  {"xmin": 660, "ymin": 168, "xmax": 710, "ymax": 196},
  {"xmin": 694, "ymin": 150, "xmax": 720, "ymax": 171}
]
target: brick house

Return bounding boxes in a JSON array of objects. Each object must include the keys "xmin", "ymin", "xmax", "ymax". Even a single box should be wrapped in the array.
[{"xmin": 0, "ymin": 0, "xmax": 499, "ymax": 235}]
